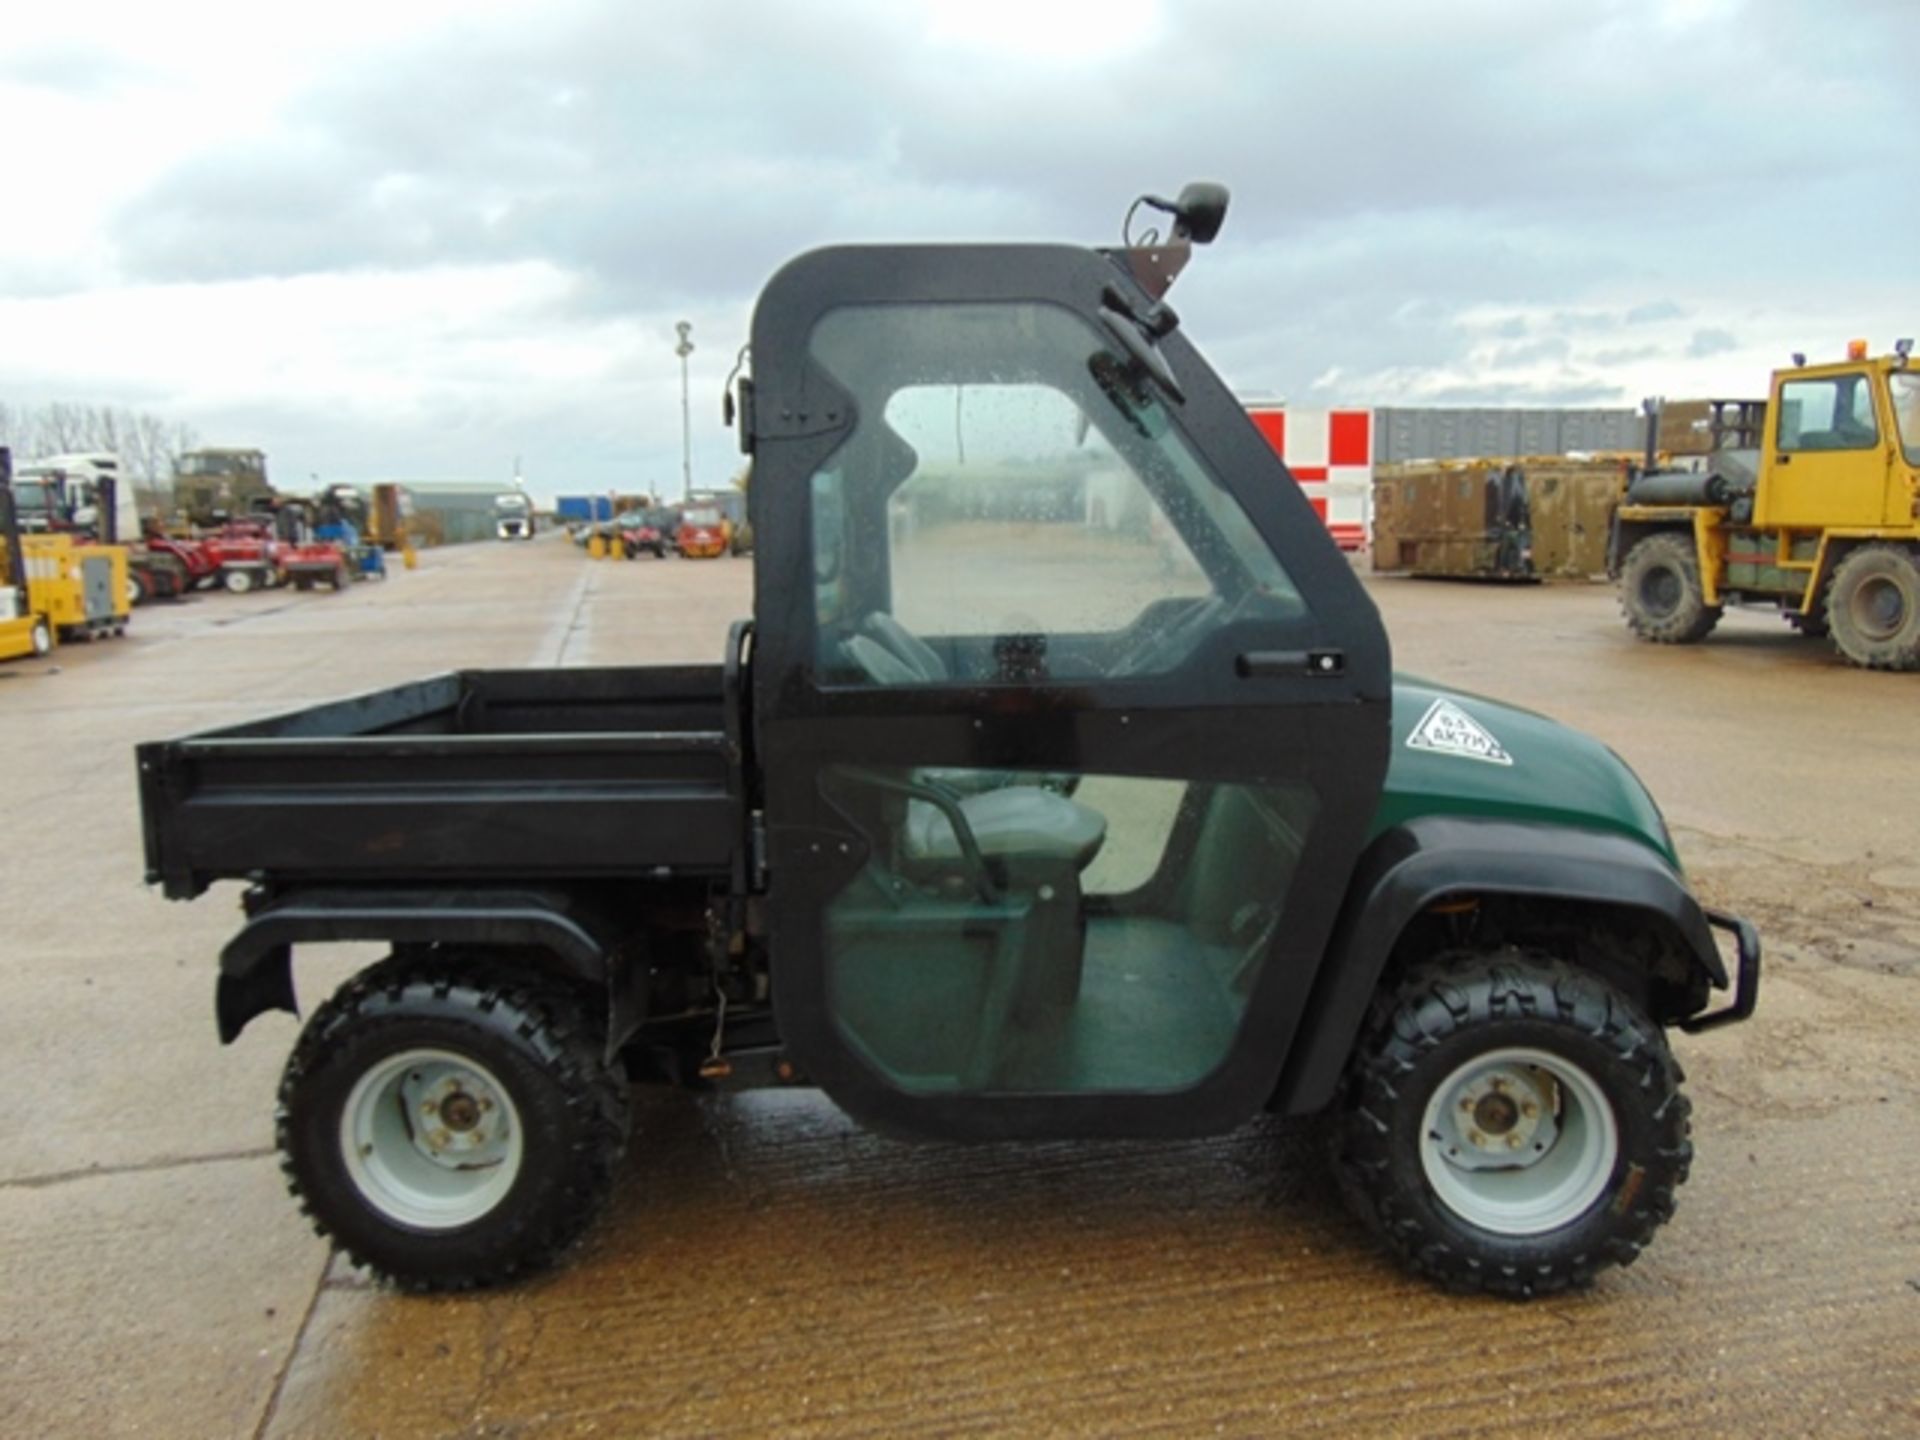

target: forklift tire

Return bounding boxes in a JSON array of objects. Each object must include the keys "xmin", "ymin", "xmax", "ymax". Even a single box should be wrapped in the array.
[
  {"xmin": 1825, "ymin": 543, "xmax": 1920, "ymax": 671},
  {"xmin": 1619, "ymin": 533, "xmax": 1720, "ymax": 644},
  {"xmin": 277, "ymin": 956, "xmax": 630, "ymax": 1292},
  {"xmin": 225, "ymin": 568, "xmax": 255, "ymax": 595},
  {"xmin": 1331, "ymin": 950, "xmax": 1689, "ymax": 1298},
  {"xmin": 29, "ymin": 619, "xmax": 51, "ymax": 656}
]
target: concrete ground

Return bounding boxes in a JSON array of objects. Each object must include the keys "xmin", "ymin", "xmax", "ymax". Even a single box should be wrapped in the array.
[{"xmin": 1, "ymin": 538, "xmax": 1915, "ymax": 1438}]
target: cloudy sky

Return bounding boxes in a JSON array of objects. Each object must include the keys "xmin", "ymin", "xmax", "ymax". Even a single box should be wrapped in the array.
[{"xmin": 1, "ymin": 0, "xmax": 1914, "ymax": 500}]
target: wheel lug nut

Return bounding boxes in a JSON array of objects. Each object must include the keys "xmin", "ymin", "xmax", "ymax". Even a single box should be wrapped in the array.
[
  {"xmin": 1468, "ymin": 1130, "xmax": 1486, "ymax": 1147},
  {"xmin": 1506, "ymin": 1133, "xmax": 1523, "ymax": 1149},
  {"xmin": 1521, "ymin": 1102, "xmax": 1538, "ymax": 1118},
  {"xmin": 422, "ymin": 1100, "xmax": 438, "ymax": 1115}
]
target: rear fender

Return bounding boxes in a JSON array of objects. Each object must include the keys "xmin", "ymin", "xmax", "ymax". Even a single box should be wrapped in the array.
[
  {"xmin": 215, "ymin": 888, "xmax": 644, "ymax": 1059},
  {"xmin": 1273, "ymin": 817, "xmax": 1728, "ymax": 1114}
]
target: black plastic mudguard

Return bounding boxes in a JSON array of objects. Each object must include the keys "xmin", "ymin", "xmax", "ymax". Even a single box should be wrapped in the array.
[
  {"xmin": 1273, "ymin": 816, "xmax": 1738, "ymax": 1114},
  {"xmin": 214, "ymin": 887, "xmax": 617, "ymax": 1044}
]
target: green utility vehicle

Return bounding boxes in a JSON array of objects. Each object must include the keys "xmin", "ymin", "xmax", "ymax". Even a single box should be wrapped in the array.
[{"xmin": 136, "ymin": 185, "xmax": 1757, "ymax": 1297}]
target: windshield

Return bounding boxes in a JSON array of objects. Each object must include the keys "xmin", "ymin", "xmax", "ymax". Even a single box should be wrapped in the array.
[
  {"xmin": 494, "ymin": 494, "xmax": 530, "ymax": 513},
  {"xmin": 12, "ymin": 480, "xmax": 54, "ymax": 515},
  {"xmin": 1890, "ymin": 373, "xmax": 1920, "ymax": 465},
  {"xmin": 683, "ymin": 508, "xmax": 721, "ymax": 525}
]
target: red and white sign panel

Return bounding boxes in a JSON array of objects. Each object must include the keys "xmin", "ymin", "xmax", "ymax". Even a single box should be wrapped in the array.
[{"xmin": 1245, "ymin": 404, "xmax": 1372, "ymax": 551}]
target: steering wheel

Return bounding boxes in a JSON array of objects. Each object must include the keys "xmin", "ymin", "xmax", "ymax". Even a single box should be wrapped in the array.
[{"xmin": 1109, "ymin": 592, "xmax": 1237, "ymax": 679}]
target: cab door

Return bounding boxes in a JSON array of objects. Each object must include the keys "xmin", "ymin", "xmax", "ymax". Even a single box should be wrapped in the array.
[
  {"xmin": 1758, "ymin": 368, "xmax": 1892, "ymax": 530},
  {"xmin": 748, "ymin": 244, "xmax": 1392, "ymax": 1140}
]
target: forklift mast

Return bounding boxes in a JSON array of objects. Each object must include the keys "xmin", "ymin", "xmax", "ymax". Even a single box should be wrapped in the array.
[{"xmin": 0, "ymin": 448, "xmax": 28, "ymax": 599}]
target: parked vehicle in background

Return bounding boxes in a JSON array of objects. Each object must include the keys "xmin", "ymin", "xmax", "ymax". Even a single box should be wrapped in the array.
[
  {"xmin": 676, "ymin": 505, "xmax": 729, "ymax": 558},
  {"xmin": 495, "ymin": 492, "xmax": 536, "ymax": 540},
  {"xmin": 1612, "ymin": 341, "xmax": 1920, "ymax": 669},
  {"xmin": 173, "ymin": 448, "xmax": 272, "ymax": 525},
  {"xmin": 198, "ymin": 517, "xmax": 286, "ymax": 593},
  {"xmin": 617, "ymin": 508, "xmax": 671, "ymax": 558}
]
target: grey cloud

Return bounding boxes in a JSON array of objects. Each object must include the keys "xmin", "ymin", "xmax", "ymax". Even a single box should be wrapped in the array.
[
  {"xmin": 1687, "ymin": 328, "xmax": 1738, "ymax": 357},
  {"xmin": 112, "ymin": 0, "xmax": 1917, "ymax": 308},
  {"xmin": 80, "ymin": 0, "xmax": 1920, "ymax": 469}
]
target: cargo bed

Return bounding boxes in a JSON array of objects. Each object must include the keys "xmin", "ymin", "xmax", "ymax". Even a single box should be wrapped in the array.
[{"xmin": 137, "ymin": 665, "xmax": 744, "ymax": 899}]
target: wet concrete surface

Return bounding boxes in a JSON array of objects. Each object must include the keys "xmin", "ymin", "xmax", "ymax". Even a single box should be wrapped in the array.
[{"xmin": 1, "ymin": 541, "xmax": 1915, "ymax": 1437}]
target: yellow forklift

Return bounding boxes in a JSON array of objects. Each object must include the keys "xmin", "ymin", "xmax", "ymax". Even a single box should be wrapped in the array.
[
  {"xmin": 0, "ymin": 446, "xmax": 128, "ymax": 657},
  {"xmin": 1, "ymin": 449, "xmax": 55, "ymax": 661},
  {"xmin": 1612, "ymin": 340, "xmax": 1920, "ymax": 669}
]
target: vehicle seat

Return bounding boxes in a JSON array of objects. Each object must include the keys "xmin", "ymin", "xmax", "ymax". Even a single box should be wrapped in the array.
[{"xmin": 902, "ymin": 785, "xmax": 1107, "ymax": 877}]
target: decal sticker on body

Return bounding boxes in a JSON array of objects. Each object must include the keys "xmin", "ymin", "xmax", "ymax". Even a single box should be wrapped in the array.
[{"xmin": 1406, "ymin": 698, "xmax": 1513, "ymax": 766}]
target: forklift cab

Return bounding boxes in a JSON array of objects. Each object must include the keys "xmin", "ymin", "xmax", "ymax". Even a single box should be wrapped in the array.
[{"xmin": 745, "ymin": 208, "xmax": 1395, "ymax": 1141}]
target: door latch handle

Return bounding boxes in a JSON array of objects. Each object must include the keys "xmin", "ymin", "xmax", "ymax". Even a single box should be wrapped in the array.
[{"xmin": 1235, "ymin": 649, "xmax": 1345, "ymax": 678}]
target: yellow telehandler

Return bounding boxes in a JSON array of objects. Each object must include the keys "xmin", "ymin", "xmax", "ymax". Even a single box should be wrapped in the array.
[{"xmin": 1612, "ymin": 340, "xmax": 1920, "ymax": 669}]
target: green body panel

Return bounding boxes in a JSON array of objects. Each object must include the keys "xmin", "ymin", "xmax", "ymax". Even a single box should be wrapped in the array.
[{"xmin": 1368, "ymin": 678, "xmax": 1680, "ymax": 868}]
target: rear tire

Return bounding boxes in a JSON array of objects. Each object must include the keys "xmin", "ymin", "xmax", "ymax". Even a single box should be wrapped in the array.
[
  {"xmin": 1620, "ymin": 533, "xmax": 1721, "ymax": 643},
  {"xmin": 29, "ymin": 618, "xmax": 51, "ymax": 656},
  {"xmin": 277, "ymin": 957, "xmax": 630, "ymax": 1291},
  {"xmin": 1825, "ymin": 543, "xmax": 1920, "ymax": 671},
  {"xmin": 1332, "ymin": 950, "xmax": 1690, "ymax": 1298}
]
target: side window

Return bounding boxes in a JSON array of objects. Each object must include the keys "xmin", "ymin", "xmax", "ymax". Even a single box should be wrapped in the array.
[
  {"xmin": 1778, "ymin": 374, "xmax": 1878, "ymax": 452},
  {"xmin": 807, "ymin": 302, "xmax": 1305, "ymax": 687}
]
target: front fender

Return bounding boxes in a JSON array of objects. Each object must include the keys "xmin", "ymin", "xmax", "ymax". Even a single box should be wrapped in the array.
[
  {"xmin": 215, "ymin": 887, "xmax": 620, "ymax": 1045},
  {"xmin": 1273, "ymin": 817, "xmax": 1730, "ymax": 1114}
]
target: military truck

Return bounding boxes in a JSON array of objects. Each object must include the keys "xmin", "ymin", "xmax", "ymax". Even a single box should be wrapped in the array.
[
  {"xmin": 172, "ymin": 447, "xmax": 272, "ymax": 525},
  {"xmin": 136, "ymin": 185, "xmax": 1758, "ymax": 1298},
  {"xmin": 1613, "ymin": 344, "xmax": 1920, "ymax": 669}
]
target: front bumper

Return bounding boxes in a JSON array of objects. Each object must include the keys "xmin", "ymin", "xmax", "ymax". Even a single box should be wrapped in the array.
[{"xmin": 1679, "ymin": 907, "xmax": 1761, "ymax": 1033}]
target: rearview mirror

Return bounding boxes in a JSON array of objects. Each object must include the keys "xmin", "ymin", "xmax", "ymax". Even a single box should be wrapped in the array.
[{"xmin": 1173, "ymin": 182, "xmax": 1229, "ymax": 245}]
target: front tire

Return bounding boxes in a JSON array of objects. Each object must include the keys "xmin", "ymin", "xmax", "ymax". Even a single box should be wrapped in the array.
[
  {"xmin": 277, "ymin": 957, "xmax": 630, "ymax": 1291},
  {"xmin": 224, "ymin": 567, "xmax": 255, "ymax": 594},
  {"xmin": 1620, "ymin": 533, "xmax": 1721, "ymax": 643},
  {"xmin": 1333, "ymin": 951, "xmax": 1690, "ymax": 1297},
  {"xmin": 1825, "ymin": 543, "xmax": 1920, "ymax": 671}
]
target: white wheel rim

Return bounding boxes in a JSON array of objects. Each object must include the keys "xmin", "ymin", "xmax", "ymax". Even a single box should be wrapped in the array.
[
  {"xmin": 340, "ymin": 1047, "xmax": 524, "ymax": 1229},
  {"xmin": 1419, "ymin": 1046, "xmax": 1619, "ymax": 1236}
]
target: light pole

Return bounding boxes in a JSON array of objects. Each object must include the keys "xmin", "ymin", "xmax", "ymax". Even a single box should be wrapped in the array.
[{"xmin": 675, "ymin": 321, "xmax": 695, "ymax": 503}]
